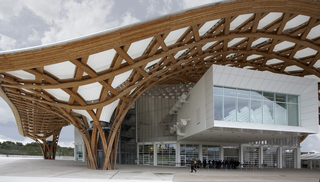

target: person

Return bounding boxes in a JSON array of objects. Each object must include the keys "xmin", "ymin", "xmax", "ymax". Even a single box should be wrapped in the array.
[
  {"xmin": 203, "ymin": 158, "xmax": 207, "ymax": 168},
  {"xmin": 191, "ymin": 158, "xmax": 197, "ymax": 173}
]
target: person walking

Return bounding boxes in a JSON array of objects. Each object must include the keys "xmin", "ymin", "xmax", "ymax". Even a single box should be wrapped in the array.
[{"xmin": 191, "ymin": 158, "xmax": 197, "ymax": 173}]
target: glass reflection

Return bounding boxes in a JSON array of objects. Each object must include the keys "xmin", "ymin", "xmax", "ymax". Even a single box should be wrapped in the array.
[{"xmin": 224, "ymin": 97, "xmax": 237, "ymax": 122}]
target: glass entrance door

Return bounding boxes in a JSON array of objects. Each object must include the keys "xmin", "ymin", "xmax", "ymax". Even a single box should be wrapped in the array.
[
  {"xmin": 143, "ymin": 155, "xmax": 150, "ymax": 165},
  {"xmin": 180, "ymin": 155, "xmax": 186, "ymax": 167}
]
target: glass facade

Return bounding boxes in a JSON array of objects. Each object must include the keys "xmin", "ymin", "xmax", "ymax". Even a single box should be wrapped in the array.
[
  {"xmin": 214, "ymin": 86, "xmax": 299, "ymax": 126},
  {"xmin": 139, "ymin": 145, "xmax": 154, "ymax": 165},
  {"xmin": 243, "ymin": 146, "xmax": 259, "ymax": 167},
  {"xmin": 282, "ymin": 148, "xmax": 295, "ymax": 168},
  {"xmin": 180, "ymin": 144, "xmax": 199, "ymax": 164},
  {"xmin": 75, "ymin": 145, "xmax": 83, "ymax": 161},
  {"xmin": 157, "ymin": 144, "xmax": 176, "ymax": 166},
  {"xmin": 202, "ymin": 145, "xmax": 220, "ymax": 161},
  {"xmin": 263, "ymin": 147, "xmax": 278, "ymax": 168}
]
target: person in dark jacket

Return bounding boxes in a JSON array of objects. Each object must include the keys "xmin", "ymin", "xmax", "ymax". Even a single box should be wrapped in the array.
[{"xmin": 191, "ymin": 158, "xmax": 197, "ymax": 173}]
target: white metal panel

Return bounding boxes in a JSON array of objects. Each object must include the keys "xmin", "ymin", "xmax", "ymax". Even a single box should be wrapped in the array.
[
  {"xmin": 199, "ymin": 19, "xmax": 220, "ymax": 36},
  {"xmin": 258, "ymin": 12, "xmax": 283, "ymax": 29},
  {"xmin": 230, "ymin": 14, "xmax": 253, "ymax": 30}
]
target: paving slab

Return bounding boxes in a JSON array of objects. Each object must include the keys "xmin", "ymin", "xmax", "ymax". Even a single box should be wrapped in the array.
[{"xmin": 0, "ymin": 156, "xmax": 319, "ymax": 182}]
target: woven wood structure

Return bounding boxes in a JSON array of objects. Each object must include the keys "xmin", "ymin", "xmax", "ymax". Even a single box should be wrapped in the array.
[{"xmin": 0, "ymin": 0, "xmax": 320, "ymax": 169}]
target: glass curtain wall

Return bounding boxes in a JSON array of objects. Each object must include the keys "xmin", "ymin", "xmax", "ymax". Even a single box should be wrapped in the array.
[
  {"xmin": 139, "ymin": 145, "xmax": 154, "ymax": 165},
  {"xmin": 263, "ymin": 147, "xmax": 278, "ymax": 168},
  {"xmin": 202, "ymin": 145, "xmax": 220, "ymax": 161},
  {"xmin": 157, "ymin": 144, "xmax": 176, "ymax": 166},
  {"xmin": 180, "ymin": 144, "xmax": 199, "ymax": 164},
  {"xmin": 75, "ymin": 145, "xmax": 83, "ymax": 161},
  {"xmin": 282, "ymin": 148, "xmax": 295, "ymax": 168},
  {"xmin": 214, "ymin": 86, "xmax": 299, "ymax": 126},
  {"xmin": 243, "ymin": 146, "xmax": 260, "ymax": 167}
]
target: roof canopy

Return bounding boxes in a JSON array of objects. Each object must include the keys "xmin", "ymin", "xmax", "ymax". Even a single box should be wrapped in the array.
[{"xmin": 0, "ymin": 0, "xmax": 319, "ymax": 142}]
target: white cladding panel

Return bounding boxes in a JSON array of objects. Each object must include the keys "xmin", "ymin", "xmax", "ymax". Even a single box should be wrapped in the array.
[{"xmin": 179, "ymin": 65, "xmax": 318, "ymax": 139}]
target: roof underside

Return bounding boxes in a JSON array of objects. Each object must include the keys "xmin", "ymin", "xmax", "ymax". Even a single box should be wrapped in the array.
[{"xmin": 0, "ymin": 0, "xmax": 319, "ymax": 142}]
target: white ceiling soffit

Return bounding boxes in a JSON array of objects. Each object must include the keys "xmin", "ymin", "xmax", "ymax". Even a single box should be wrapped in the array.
[
  {"xmin": 247, "ymin": 54, "xmax": 263, "ymax": 60},
  {"xmin": 164, "ymin": 27, "xmax": 189, "ymax": 46},
  {"xmin": 273, "ymin": 41, "xmax": 295, "ymax": 52},
  {"xmin": 72, "ymin": 109, "xmax": 93, "ymax": 123},
  {"xmin": 43, "ymin": 89, "xmax": 70, "ymax": 102},
  {"xmin": 6, "ymin": 70, "xmax": 35, "ymax": 80},
  {"xmin": 283, "ymin": 15, "xmax": 310, "ymax": 31},
  {"xmin": 100, "ymin": 99, "xmax": 119, "ymax": 122},
  {"xmin": 294, "ymin": 48, "xmax": 317, "ymax": 59},
  {"xmin": 307, "ymin": 24, "xmax": 320, "ymax": 40},
  {"xmin": 174, "ymin": 48, "xmax": 188, "ymax": 59},
  {"xmin": 202, "ymin": 41, "xmax": 217, "ymax": 51},
  {"xmin": 21, "ymin": 88, "xmax": 33, "ymax": 93},
  {"xmin": 284, "ymin": 65, "xmax": 303, "ymax": 72},
  {"xmin": 258, "ymin": 12, "xmax": 283, "ymax": 29},
  {"xmin": 44, "ymin": 61, "xmax": 76, "ymax": 80},
  {"xmin": 251, "ymin": 38, "xmax": 270, "ymax": 47},
  {"xmin": 266, "ymin": 58, "xmax": 283, "ymax": 65},
  {"xmin": 228, "ymin": 37, "xmax": 246, "ymax": 47},
  {"xmin": 127, "ymin": 37, "xmax": 153, "ymax": 60},
  {"xmin": 77, "ymin": 82, "xmax": 102, "ymax": 101},
  {"xmin": 199, "ymin": 19, "xmax": 220, "ymax": 36},
  {"xmin": 87, "ymin": 49, "xmax": 116, "ymax": 73},
  {"xmin": 111, "ymin": 70, "xmax": 132, "ymax": 88},
  {"xmin": 230, "ymin": 13, "xmax": 254, "ymax": 30},
  {"xmin": 145, "ymin": 58, "xmax": 161, "ymax": 71}
]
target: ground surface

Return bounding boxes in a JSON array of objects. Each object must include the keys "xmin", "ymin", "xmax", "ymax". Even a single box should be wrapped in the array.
[{"xmin": 0, "ymin": 156, "xmax": 319, "ymax": 182}]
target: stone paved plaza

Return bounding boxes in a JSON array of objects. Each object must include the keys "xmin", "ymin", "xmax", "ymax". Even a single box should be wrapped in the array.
[{"xmin": 0, "ymin": 156, "xmax": 319, "ymax": 182}]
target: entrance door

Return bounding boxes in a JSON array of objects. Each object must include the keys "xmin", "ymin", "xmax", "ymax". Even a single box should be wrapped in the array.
[
  {"xmin": 143, "ymin": 155, "xmax": 150, "ymax": 165},
  {"xmin": 180, "ymin": 155, "xmax": 186, "ymax": 167}
]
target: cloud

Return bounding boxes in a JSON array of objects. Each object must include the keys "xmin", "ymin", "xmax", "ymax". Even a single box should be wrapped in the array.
[
  {"xmin": 144, "ymin": 0, "xmax": 173, "ymax": 18},
  {"xmin": 22, "ymin": 0, "xmax": 62, "ymax": 25},
  {"xmin": 58, "ymin": 141, "xmax": 74, "ymax": 148},
  {"xmin": 120, "ymin": 11, "xmax": 140, "ymax": 26},
  {"xmin": 41, "ymin": 0, "xmax": 119, "ymax": 44},
  {"xmin": 0, "ymin": 0, "xmax": 23, "ymax": 22},
  {"xmin": 27, "ymin": 29, "xmax": 41, "ymax": 42},
  {"xmin": 300, "ymin": 126, "xmax": 320, "ymax": 153},
  {"xmin": 0, "ymin": 134, "xmax": 33, "ymax": 145},
  {"xmin": 0, "ymin": 34, "xmax": 17, "ymax": 50},
  {"xmin": 180, "ymin": 0, "xmax": 222, "ymax": 9},
  {"xmin": 0, "ymin": 98, "xmax": 15, "ymax": 123}
]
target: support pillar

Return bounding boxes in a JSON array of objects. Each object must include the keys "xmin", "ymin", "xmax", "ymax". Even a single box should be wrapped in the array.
[
  {"xmin": 153, "ymin": 143, "xmax": 157, "ymax": 166},
  {"xmin": 260, "ymin": 146, "xmax": 263, "ymax": 168},
  {"xmin": 295, "ymin": 148, "xmax": 301, "ymax": 169},
  {"xmin": 278, "ymin": 146, "xmax": 282, "ymax": 168},
  {"xmin": 219, "ymin": 145, "xmax": 224, "ymax": 161}
]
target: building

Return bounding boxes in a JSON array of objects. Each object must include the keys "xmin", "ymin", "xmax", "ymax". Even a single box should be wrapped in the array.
[
  {"xmin": 1, "ymin": 0, "xmax": 320, "ymax": 170},
  {"xmin": 74, "ymin": 64, "xmax": 318, "ymax": 169}
]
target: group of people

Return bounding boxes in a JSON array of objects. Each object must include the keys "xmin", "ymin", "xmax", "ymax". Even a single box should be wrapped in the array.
[{"xmin": 190, "ymin": 158, "xmax": 240, "ymax": 172}]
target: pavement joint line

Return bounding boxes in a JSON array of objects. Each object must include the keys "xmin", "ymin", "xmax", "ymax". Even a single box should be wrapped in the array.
[
  {"xmin": 108, "ymin": 170, "xmax": 119, "ymax": 181},
  {"xmin": 50, "ymin": 170, "xmax": 83, "ymax": 178}
]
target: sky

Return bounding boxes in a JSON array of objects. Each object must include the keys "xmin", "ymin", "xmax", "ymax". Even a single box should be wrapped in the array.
[{"xmin": 0, "ymin": 0, "xmax": 319, "ymax": 153}]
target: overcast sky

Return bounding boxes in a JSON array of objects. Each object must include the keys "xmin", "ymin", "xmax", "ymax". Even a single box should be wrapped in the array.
[{"xmin": 0, "ymin": 0, "xmax": 319, "ymax": 153}]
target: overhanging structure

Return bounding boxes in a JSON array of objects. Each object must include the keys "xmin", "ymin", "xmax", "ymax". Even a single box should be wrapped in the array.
[{"xmin": 0, "ymin": 0, "xmax": 320, "ymax": 170}]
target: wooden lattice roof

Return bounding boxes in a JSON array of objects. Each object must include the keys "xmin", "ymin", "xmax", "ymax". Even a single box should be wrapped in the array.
[{"xmin": 0, "ymin": 0, "xmax": 320, "ymax": 142}]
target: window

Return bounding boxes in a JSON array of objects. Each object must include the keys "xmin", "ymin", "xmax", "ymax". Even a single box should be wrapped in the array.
[{"xmin": 214, "ymin": 86, "xmax": 299, "ymax": 126}]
